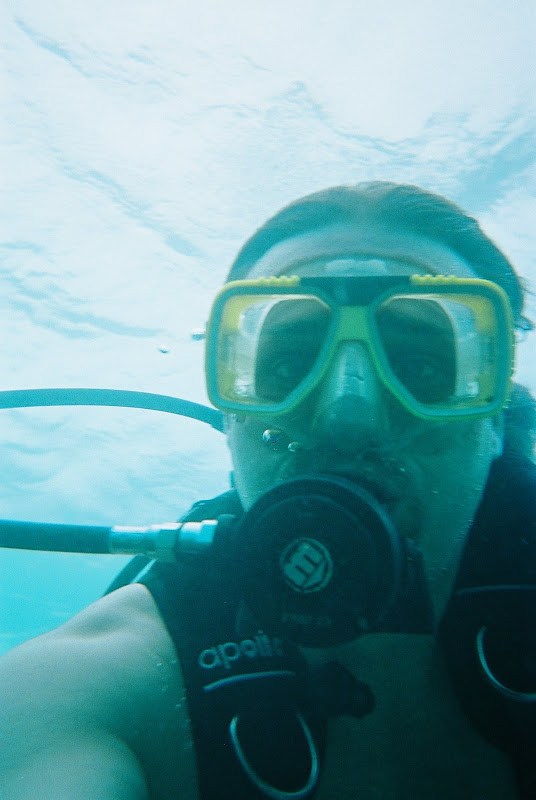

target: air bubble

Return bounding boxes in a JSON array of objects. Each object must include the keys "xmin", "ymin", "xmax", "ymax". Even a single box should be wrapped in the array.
[{"xmin": 262, "ymin": 429, "xmax": 286, "ymax": 451}]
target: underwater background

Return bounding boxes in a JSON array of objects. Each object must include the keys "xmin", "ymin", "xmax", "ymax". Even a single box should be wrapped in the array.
[{"xmin": 1, "ymin": 0, "xmax": 535, "ymax": 655}]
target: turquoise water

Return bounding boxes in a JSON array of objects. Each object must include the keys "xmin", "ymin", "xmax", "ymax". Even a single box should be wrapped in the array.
[{"xmin": 1, "ymin": 2, "xmax": 535, "ymax": 654}]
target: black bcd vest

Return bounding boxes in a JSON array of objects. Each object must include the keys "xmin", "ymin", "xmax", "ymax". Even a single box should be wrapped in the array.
[{"xmin": 106, "ymin": 452, "xmax": 536, "ymax": 799}]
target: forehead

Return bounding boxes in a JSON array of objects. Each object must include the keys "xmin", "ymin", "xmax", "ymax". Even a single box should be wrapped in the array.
[{"xmin": 245, "ymin": 221, "xmax": 476, "ymax": 279}]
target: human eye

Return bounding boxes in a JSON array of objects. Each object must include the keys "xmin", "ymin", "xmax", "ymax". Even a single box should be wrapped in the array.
[
  {"xmin": 391, "ymin": 349, "xmax": 454, "ymax": 403},
  {"xmin": 255, "ymin": 318, "xmax": 327, "ymax": 401},
  {"xmin": 377, "ymin": 299, "xmax": 456, "ymax": 404}
]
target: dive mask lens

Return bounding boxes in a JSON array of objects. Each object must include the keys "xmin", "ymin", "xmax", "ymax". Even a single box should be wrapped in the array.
[
  {"xmin": 207, "ymin": 281, "xmax": 333, "ymax": 412},
  {"xmin": 253, "ymin": 297, "xmax": 331, "ymax": 402},
  {"xmin": 206, "ymin": 276, "xmax": 513, "ymax": 420},
  {"xmin": 371, "ymin": 283, "xmax": 513, "ymax": 418}
]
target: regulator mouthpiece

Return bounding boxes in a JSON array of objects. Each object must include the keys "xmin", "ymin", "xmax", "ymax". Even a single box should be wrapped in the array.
[{"xmin": 235, "ymin": 475, "xmax": 433, "ymax": 647}]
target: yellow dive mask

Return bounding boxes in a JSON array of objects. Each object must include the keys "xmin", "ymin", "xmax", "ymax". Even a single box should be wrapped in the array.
[{"xmin": 205, "ymin": 274, "xmax": 514, "ymax": 421}]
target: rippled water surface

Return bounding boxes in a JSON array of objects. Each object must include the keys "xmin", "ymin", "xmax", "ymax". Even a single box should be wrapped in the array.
[{"xmin": 1, "ymin": 0, "xmax": 535, "ymax": 652}]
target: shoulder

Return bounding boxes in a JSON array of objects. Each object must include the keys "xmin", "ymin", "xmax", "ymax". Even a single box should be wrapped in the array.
[
  {"xmin": 34, "ymin": 583, "xmax": 179, "ymax": 704},
  {"xmin": 0, "ymin": 584, "xmax": 197, "ymax": 798},
  {"xmin": 0, "ymin": 583, "xmax": 179, "ymax": 731},
  {"xmin": 457, "ymin": 453, "xmax": 536, "ymax": 588},
  {"xmin": 58, "ymin": 581, "xmax": 171, "ymax": 642}
]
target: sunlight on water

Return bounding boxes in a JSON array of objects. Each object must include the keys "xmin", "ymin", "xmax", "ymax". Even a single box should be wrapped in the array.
[{"xmin": 1, "ymin": 0, "xmax": 535, "ymax": 652}]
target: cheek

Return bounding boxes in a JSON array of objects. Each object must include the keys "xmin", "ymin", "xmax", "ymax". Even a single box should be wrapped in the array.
[
  {"xmin": 228, "ymin": 417, "xmax": 289, "ymax": 508},
  {"xmin": 418, "ymin": 419, "xmax": 495, "ymax": 493},
  {"xmin": 415, "ymin": 419, "xmax": 496, "ymax": 600},
  {"xmin": 414, "ymin": 423, "xmax": 495, "ymax": 548}
]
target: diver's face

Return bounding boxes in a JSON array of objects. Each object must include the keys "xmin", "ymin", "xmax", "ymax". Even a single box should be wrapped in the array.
[{"xmin": 226, "ymin": 222, "xmax": 503, "ymax": 615}]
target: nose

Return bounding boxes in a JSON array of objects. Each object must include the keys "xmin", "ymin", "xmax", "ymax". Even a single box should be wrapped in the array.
[{"xmin": 311, "ymin": 341, "xmax": 385, "ymax": 453}]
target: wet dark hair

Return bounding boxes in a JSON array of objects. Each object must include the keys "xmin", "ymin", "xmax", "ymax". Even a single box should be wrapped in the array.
[
  {"xmin": 227, "ymin": 181, "xmax": 535, "ymax": 459},
  {"xmin": 227, "ymin": 182, "xmax": 528, "ymax": 328}
]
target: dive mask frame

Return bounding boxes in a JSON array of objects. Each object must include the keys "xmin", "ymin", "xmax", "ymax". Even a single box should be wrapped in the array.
[{"xmin": 205, "ymin": 274, "xmax": 514, "ymax": 421}]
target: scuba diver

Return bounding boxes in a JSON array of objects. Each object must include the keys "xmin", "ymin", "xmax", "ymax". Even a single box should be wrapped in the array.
[{"xmin": 0, "ymin": 181, "xmax": 535, "ymax": 800}]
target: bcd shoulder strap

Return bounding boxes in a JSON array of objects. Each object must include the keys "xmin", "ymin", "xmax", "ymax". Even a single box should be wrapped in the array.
[
  {"xmin": 136, "ymin": 489, "xmax": 329, "ymax": 800},
  {"xmin": 440, "ymin": 453, "xmax": 536, "ymax": 799}
]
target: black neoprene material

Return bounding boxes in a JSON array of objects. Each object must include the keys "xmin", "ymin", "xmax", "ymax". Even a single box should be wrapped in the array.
[
  {"xmin": 137, "ymin": 491, "xmax": 327, "ymax": 800},
  {"xmin": 440, "ymin": 453, "xmax": 536, "ymax": 799},
  {"xmin": 107, "ymin": 454, "xmax": 536, "ymax": 800}
]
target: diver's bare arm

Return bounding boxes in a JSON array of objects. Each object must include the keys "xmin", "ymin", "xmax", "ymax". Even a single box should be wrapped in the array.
[
  {"xmin": 0, "ymin": 635, "xmax": 150, "ymax": 799},
  {"xmin": 0, "ymin": 585, "xmax": 184, "ymax": 800},
  {"xmin": 0, "ymin": 732, "xmax": 149, "ymax": 800}
]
